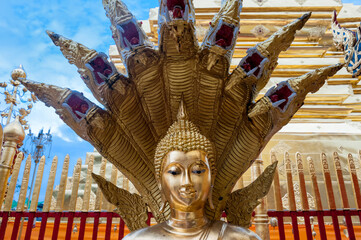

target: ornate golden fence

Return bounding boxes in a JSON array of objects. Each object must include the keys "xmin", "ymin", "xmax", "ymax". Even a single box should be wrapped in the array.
[
  {"xmin": 1, "ymin": 150, "xmax": 361, "ymax": 239},
  {"xmin": 265, "ymin": 151, "xmax": 361, "ymax": 239}
]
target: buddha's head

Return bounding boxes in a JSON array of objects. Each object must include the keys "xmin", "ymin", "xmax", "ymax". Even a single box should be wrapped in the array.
[{"xmin": 154, "ymin": 101, "xmax": 216, "ymax": 211}]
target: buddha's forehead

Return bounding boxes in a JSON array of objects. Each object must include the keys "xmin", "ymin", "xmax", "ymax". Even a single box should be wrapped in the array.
[{"xmin": 164, "ymin": 150, "xmax": 208, "ymax": 168}]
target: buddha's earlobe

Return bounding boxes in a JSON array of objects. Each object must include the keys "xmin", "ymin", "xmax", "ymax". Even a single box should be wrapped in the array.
[
  {"xmin": 159, "ymin": 183, "xmax": 168, "ymax": 213},
  {"xmin": 208, "ymin": 185, "xmax": 215, "ymax": 209}
]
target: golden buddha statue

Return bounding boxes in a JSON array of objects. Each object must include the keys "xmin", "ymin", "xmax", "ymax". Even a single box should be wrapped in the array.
[
  {"xmin": 124, "ymin": 102, "xmax": 260, "ymax": 239},
  {"xmin": 19, "ymin": 0, "xmax": 343, "ymax": 238}
]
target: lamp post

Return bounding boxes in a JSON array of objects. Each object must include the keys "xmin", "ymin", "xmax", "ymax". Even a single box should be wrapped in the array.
[
  {"xmin": 25, "ymin": 129, "xmax": 52, "ymax": 209},
  {"xmin": 16, "ymin": 129, "xmax": 52, "ymax": 240},
  {"xmin": 0, "ymin": 65, "xmax": 32, "ymax": 207},
  {"xmin": 15, "ymin": 129, "xmax": 52, "ymax": 240},
  {"xmin": 0, "ymin": 65, "xmax": 36, "ymax": 129}
]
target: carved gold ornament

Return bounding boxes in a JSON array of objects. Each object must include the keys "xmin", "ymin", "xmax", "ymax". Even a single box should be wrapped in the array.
[{"xmin": 20, "ymin": 0, "xmax": 343, "ymax": 232}]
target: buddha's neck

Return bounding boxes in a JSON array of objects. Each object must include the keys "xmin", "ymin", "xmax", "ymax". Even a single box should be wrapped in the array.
[{"xmin": 167, "ymin": 207, "xmax": 209, "ymax": 232}]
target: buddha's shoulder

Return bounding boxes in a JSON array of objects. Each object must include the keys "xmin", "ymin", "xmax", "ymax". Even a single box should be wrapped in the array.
[
  {"xmin": 123, "ymin": 223, "xmax": 169, "ymax": 240},
  {"xmin": 218, "ymin": 221, "xmax": 261, "ymax": 240},
  {"xmin": 123, "ymin": 221, "xmax": 260, "ymax": 240}
]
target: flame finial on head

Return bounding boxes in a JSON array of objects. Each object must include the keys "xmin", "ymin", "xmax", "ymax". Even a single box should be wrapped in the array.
[{"xmin": 176, "ymin": 98, "xmax": 188, "ymax": 121}]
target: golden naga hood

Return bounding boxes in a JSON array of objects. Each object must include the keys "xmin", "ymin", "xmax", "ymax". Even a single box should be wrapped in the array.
[{"xmin": 20, "ymin": 0, "xmax": 343, "ymax": 230}]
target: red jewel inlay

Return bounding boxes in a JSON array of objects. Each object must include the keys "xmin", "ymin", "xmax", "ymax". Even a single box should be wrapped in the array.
[
  {"xmin": 270, "ymin": 85, "xmax": 293, "ymax": 110},
  {"xmin": 66, "ymin": 94, "xmax": 89, "ymax": 119},
  {"xmin": 215, "ymin": 24, "xmax": 235, "ymax": 48}
]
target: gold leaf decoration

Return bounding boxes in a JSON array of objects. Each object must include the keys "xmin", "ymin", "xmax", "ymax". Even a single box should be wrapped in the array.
[
  {"xmin": 92, "ymin": 173, "xmax": 148, "ymax": 231},
  {"xmin": 225, "ymin": 161, "xmax": 278, "ymax": 228}
]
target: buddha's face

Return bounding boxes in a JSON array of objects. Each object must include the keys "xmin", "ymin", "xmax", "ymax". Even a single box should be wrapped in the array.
[{"xmin": 161, "ymin": 150, "xmax": 211, "ymax": 211}]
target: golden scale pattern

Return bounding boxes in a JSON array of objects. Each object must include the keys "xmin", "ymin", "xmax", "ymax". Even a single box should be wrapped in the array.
[{"xmin": 20, "ymin": 0, "xmax": 343, "ymax": 229}]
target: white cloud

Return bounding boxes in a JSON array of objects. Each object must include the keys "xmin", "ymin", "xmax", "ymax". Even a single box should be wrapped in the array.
[{"xmin": 25, "ymin": 102, "xmax": 66, "ymax": 139}]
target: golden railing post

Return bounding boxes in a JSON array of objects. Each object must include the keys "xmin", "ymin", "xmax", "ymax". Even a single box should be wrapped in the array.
[
  {"xmin": 82, "ymin": 155, "xmax": 94, "ymax": 211},
  {"xmin": 85, "ymin": 153, "xmax": 90, "ymax": 165},
  {"xmin": 55, "ymin": 154, "xmax": 70, "ymax": 211},
  {"xmin": 107, "ymin": 164, "xmax": 118, "ymax": 211},
  {"xmin": 307, "ymin": 156, "xmax": 323, "ymax": 210},
  {"xmin": 95, "ymin": 157, "xmax": 107, "ymax": 211},
  {"xmin": 252, "ymin": 155, "xmax": 270, "ymax": 240},
  {"xmin": 296, "ymin": 153, "xmax": 309, "ymax": 210},
  {"xmin": 3, "ymin": 152, "xmax": 24, "ymax": 211},
  {"xmin": 285, "ymin": 152, "xmax": 296, "ymax": 211},
  {"xmin": 321, "ymin": 153, "xmax": 336, "ymax": 210},
  {"xmin": 0, "ymin": 118, "xmax": 25, "ymax": 205},
  {"xmin": 29, "ymin": 156, "xmax": 46, "ymax": 211},
  {"xmin": 16, "ymin": 155, "xmax": 31, "ymax": 211},
  {"xmin": 43, "ymin": 156, "xmax": 58, "ymax": 212},
  {"xmin": 333, "ymin": 152, "xmax": 349, "ymax": 209},
  {"xmin": 69, "ymin": 158, "xmax": 82, "ymax": 211},
  {"xmin": 271, "ymin": 152, "xmax": 283, "ymax": 211},
  {"xmin": 348, "ymin": 153, "xmax": 361, "ymax": 209}
]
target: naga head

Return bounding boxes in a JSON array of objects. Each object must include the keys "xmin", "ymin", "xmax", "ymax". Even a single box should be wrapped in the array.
[
  {"xmin": 103, "ymin": 0, "xmax": 151, "ymax": 55},
  {"xmin": 157, "ymin": 0, "xmax": 196, "ymax": 46},
  {"xmin": 202, "ymin": 0, "xmax": 242, "ymax": 52},
  {"xmin": 200, "ymin": 0, "xmax": 242, "ymax": 71},
  {"xmin": 158, "ymin": 0, "xmax": 195, "ymax": 26},
  {"xmin": 46, "ymin": 30, "xmax": 97, "ymax": 68}
]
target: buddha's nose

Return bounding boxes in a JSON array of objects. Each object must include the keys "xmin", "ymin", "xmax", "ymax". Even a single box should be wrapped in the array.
[{"xmin": 179, "ymin": 184, "xmax": 195, "ymax": 193}]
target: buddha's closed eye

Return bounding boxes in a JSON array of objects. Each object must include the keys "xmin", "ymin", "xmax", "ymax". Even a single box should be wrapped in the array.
[
  {"xmin": 167, "ymin": 166, "xmax": 181, "ymax": 176},
  {"xmin": 192, "ymin": 169, "xmax": 206, "ymax": 174}
]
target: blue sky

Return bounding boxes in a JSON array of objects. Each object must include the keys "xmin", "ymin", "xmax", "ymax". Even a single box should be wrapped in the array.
[
  {"xmin": 0, "ymin": 0, "xmax": 158, "ymax": 204},
  {"xmin": 0, "ymin": 0, "xmax": 360, "ymax": 203}
]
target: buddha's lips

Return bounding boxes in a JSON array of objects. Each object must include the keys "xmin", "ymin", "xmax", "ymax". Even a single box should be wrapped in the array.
[{"xmin": 179, "ymin": 189, "xmax": 196, "ymax": 198}]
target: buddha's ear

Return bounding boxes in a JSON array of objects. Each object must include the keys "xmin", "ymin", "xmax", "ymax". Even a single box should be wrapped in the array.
[
  {"xmin": 208, "ymin": 185, "xmax": 215, "ymax": 209},
  {"xmin": 159, "ymin": 200, "xmax": 168, "ymax": 214},
  {"xmin": 157, "ymin": 180, "xmax": 163, "ymax": 199},
  {"xmin": 158, "ymin": 180, "xmax": 168, "ymax": 213}
]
